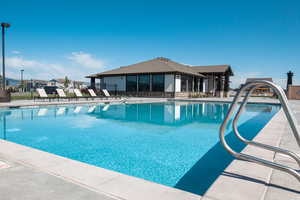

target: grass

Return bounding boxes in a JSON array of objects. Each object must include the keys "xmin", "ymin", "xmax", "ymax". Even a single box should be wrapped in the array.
[{"xmin": 10, "ymin": 92, "xmax": 91, "ymax": 100}]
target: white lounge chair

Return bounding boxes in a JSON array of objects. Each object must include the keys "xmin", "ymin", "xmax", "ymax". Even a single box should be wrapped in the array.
[
  {"xmin": 35, "ymin": 88, "xmax": 54, "ymax": 101},
  {"xmin": 88, "ymin": 89, "xmax": 106, "ymax": 100},
  {"xmin": 88, "ymin": 89, "xmax": 97, "ymax": 97},
  {"xmin": 74, "ymin": 89, "xmax": 89, "ymax": 100},
  {"xmin": 56, "ymin": 89, "xmax": 71, "ymax": 101},
  {"xmin": 102, "ymin": 89, "xmax": 121, "ymax": 99}
]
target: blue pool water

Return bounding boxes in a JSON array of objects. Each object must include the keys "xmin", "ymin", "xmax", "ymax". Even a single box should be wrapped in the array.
[{"xmin": 0, "ymin": 101, "xmax": 280, "ymax": 195}]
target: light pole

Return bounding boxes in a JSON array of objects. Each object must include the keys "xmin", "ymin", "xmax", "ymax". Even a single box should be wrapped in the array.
[
  {"xmin": 20, "ymin": 69, "xmax": 24, "ymax": 92},
  {"xmin": 1, "ymin": 23, "xmax": 10, "ymax": 90}
]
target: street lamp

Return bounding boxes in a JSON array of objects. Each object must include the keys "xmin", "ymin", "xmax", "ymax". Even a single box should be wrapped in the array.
[
  {"xmin": 20, "ymin": 69, "xmax": 24, "ymax": 92},
  {"xmin": 1, "ymin": 23, "xmax": 10, "ymax": 90}
]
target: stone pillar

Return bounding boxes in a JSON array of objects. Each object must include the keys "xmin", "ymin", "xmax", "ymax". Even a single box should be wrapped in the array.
[
  {"xmin": 224, "ymin": 71, "xmax": 230, "ymax": 97},
  {"xmin": 90, "ymin": 77, "xmax": 96, "ymax": 89},
  {"xmin": 287, "ymin": 71, "xmax": 294, "ymax": 92},
  {"xmin": 200, "ymin": 78, "xmax": 204, "ymax": 92},
  {"xmin": 192, "ymin": 76, "xmax": 195, "ymax": 92},
  {"xmin": 216, "ymin": 75, "xmax": 222, "ymax": 97}
]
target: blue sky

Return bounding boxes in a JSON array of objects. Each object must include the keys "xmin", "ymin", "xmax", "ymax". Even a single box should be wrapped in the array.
[{"xmin": 1, "ymin": 0, "xmax": 300, "ymax": 87}]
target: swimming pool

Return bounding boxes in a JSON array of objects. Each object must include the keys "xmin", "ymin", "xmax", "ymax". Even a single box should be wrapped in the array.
[{"xmin": 0, "ymin": 101, "xmax": 280, "ymax": 195}]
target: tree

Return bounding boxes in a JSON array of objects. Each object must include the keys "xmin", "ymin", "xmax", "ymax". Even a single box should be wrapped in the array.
[{"xmin": 64, "ymin": 76, "xmax": 70, "ymax": 88}]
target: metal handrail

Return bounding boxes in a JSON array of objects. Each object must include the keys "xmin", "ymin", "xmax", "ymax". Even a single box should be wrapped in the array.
[{"xmin": 219, "ymin": 80, "xmax": 300, "ymax": 182}]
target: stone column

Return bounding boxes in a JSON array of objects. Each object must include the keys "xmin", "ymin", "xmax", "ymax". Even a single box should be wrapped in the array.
[
  {"xmin": 192, "ymin": 76, "xmax": 195, "ymax": 92},
  {"xmin": 200, "ymin": 78, "xmax": 204, "ymax": 92},
  {"xmin": 224, "ymin": 71, "xmax": 230, "ymax": 97},
  {"xmin": 90, "ymin": 77, "xmax": 96, "ymax": 89},
  {"xmin": 216, "ymin": 75, "xmax": 222, "ymax": 97}
]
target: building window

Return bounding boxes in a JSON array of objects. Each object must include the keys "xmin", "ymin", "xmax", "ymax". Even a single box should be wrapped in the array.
[
  {"xmin": 126, "ymin": 75, "xmax": 137, "ymax": 92},
  {"xmin": 181, "ymin": 75, "xmax": 187, "ymax": 92},
  {"xmin": 188, "ymin": 76, "xmax": 193, "ymax": 92},
  {"xmin": 138, "ymin": 74, "xmax": 150, "ymax": 92},
  {"xmin": 194, "ymin": 78, "xmax": 199, "ymax": 92},
  {"xmin": 152, "ymin": 74, "xmax": 164, "ymax": 92}
]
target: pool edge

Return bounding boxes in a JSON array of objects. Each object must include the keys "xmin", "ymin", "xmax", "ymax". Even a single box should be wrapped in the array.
[{"xmin": 0, "ymin": 138, "xmax": 201, "ymax": 200}]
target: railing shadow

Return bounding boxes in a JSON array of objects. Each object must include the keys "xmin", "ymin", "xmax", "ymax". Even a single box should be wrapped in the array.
[
  {"xmin": 222, "ymin": 171, "xmax": 300, "ymax": 194},
  {"xmin": 174, "ymin": 113, "xmax": 275, "ymax": 195}
]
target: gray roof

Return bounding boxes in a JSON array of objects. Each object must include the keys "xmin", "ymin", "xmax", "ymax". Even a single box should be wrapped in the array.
[
  {"xmin": 191, "ymin": 65, "xmax": 234, "ymax": 75},
  {"xmin": 246, "ymin": 78, "xmax": 273, "ymax": 83},
  {"xmin": 86, "ymin": 57, "xmax": 205, "ymax": 78}
]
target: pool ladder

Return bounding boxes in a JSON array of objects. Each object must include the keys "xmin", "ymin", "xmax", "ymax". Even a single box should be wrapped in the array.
[{"xmin": 219, "ymin": 80, "xmax": 300, "ymax": 181}]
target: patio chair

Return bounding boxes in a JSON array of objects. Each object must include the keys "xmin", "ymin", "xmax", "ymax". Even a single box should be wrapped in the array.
[
  {"xmin": 56, "ymin": 89, "xmax": 71, "ymax": 101},
  {"xmin": 74, "ymin": 89, "xmax": 89, "ymax": 100},
  {"xmin": 102, "ymin": 89, "xmax": 121, "ymax": 99},
  {"xmin": 88, "ymin": 89, "xmax": 97, "ymax": 98},
  {"xmin": 34, "ymin": 88, "xmax": 54, "ymax": 101}
]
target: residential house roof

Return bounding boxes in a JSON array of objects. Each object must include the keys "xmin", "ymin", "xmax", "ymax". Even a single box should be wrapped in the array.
[
  {"xmin": 86, "ymin": 57, "xmax": 206, "ymax": 78},
  {"xmin": 191, "ymin": 65, "xmax": 234, "ymax": 76},
  {"xmin": 246, "ymin": 78, "xmax": 273, "ymax": 83}
]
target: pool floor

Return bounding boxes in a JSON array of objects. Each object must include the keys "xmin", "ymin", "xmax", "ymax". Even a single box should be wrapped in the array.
[{"xmin": 0, "ymin": 101, "xmax": 280, "ymax": 195}]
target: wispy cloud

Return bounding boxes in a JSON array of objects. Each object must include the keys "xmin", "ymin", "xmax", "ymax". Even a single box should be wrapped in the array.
[
  {"xmin": 2, "ymin": 52, "xmax": 105, "ymax": 81},
  {"xmin": 67, "ymin": 52, "xmax": 105, "ymax": 69},
  {"xmin": 11, "ymin": 50, "xmax": 21, "ymax": 54}
]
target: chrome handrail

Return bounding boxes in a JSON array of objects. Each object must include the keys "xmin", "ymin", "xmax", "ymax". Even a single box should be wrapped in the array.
[{"xmin": 219, "ymin": 80, "xmax": 300, "ymax": 182}]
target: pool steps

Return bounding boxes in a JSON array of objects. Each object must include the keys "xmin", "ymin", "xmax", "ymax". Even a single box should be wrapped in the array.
[{"xmin": 220, "ymin": 80, "xmax": 300, "ymax": 182}]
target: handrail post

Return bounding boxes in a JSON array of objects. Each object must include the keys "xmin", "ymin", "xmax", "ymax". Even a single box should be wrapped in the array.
[{"xmin": 219, "ymin": 80, "xmax": 300, "ymax": 182}]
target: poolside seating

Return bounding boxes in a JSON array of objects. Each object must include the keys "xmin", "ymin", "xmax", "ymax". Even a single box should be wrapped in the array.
[
  {"xmin": 34, "ymin": 88, "xmax": 55, "ymax": 101},
  {"xmin": 56, "ymin": 89, "xmax": 71, "ymax": 101},
  {"xmin": 74, "ymin": 89, "xmax": 89, "ymax": 100},
  {"xmin": 102, "ymin": 89, "xmax": 121, "ymax": 99},
  {"xmin": 88, "ymin": 89, "xmax": 99, "ymax": 99}
]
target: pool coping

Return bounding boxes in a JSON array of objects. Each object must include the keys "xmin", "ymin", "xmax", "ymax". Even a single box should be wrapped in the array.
[
  {"xmin": 0, "ymin": 97, "xmax": 281, "ymax": 110},
  {"xmin": 202, "ymin": 108, "xmax": 293, "ymax": 200},
  {"xmin": 0, "ymin": 98, "xmax": 285, "ymax": 200},
  {"xmin": 0, "ymin": 139, "xmax": 200, "ymax": 200}
]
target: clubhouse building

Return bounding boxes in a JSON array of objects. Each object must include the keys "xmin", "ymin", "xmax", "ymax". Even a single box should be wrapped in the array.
[{"xmin": 86, "ymin": 57, "xmax": 234, "ymax": 97}]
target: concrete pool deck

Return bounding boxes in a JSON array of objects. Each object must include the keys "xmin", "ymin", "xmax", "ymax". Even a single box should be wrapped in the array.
[{"xmin": 0, "ymin": 97, "xmax": 299, "ymax": 200}]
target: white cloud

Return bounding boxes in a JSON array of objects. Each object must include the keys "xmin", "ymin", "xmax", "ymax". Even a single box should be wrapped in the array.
[
  {"xmin": 67, "ymin": 52, "xmax": 105, "ymax": 69},
  {"xmin": 11, "ymin": 50, "xmax": 21, "ymax": 54},
  {"xmin": 2, "ymin": 52, "xmax": 105, "ymax": 81},
  {"xmin": 4, "ymin": 56, "xmax": 87, "ymax": 80}
]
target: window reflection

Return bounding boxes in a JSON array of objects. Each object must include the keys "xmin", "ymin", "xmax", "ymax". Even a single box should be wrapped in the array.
[
  {"xmin": 126, "ymin": 75, "xmax": 137, "ymax": 92},
  {"xmin": 0, "ymin": 102, "xmax": 278, "ymax": 139},
  {"xmin": 138, "ymin": 74, "xmax": 150, "ymax": 92},
  {"xmin": 152, "ymin": 74, "xmax": 164, "ymax": 92}
]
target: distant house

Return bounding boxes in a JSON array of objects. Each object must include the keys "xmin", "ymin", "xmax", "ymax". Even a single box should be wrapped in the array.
[
  {"xmin": 86, "ymin": 57, "xmax": 234, "ymax": 97},
  {"xmin": 48, "ymin": 78, "xmax": 87, "ymax": 89},
  {"xmin": 48, "ymin": 79, "xmax": 65, "ymax": 88},
  {"xmin": 24, "ymin": 79, "xmax": 48, "ymax": 91},
  {"xmin": 245, "ymin": 78, "xmax": 273, "ymax": 95}
]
